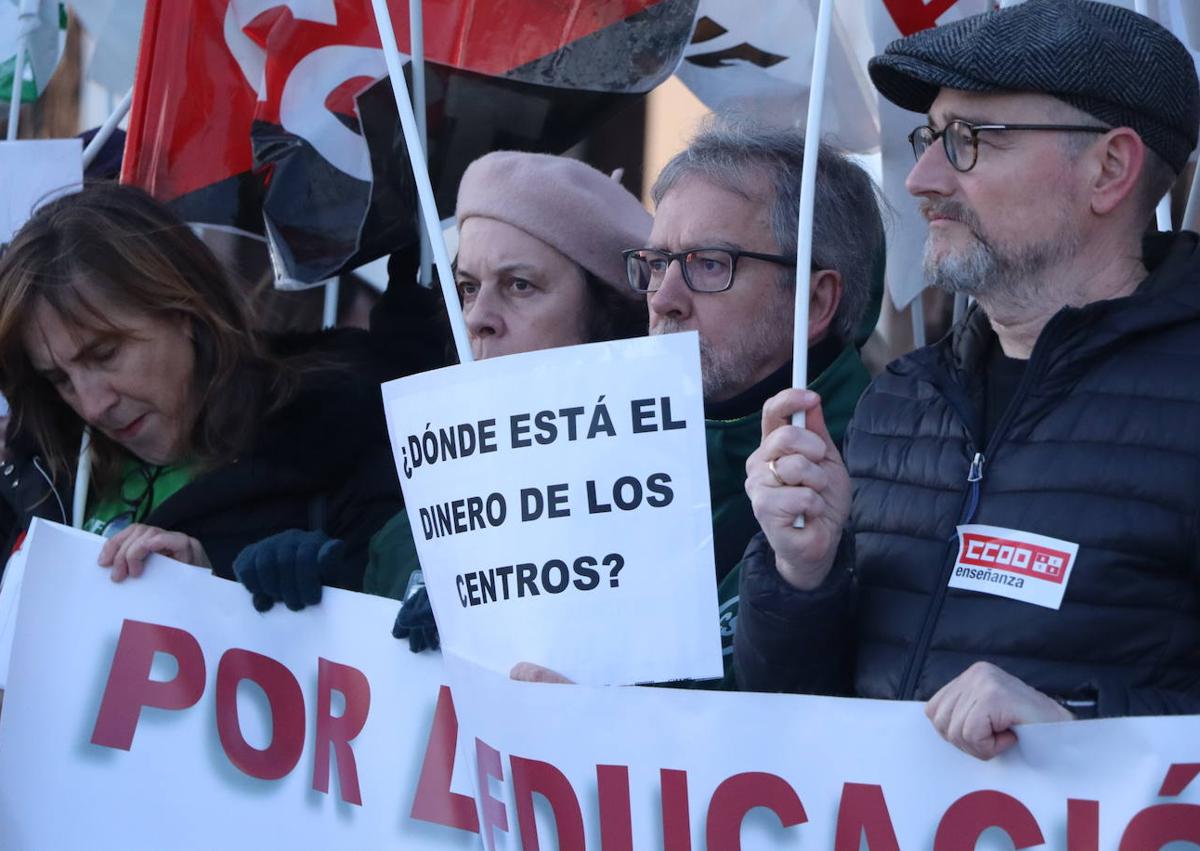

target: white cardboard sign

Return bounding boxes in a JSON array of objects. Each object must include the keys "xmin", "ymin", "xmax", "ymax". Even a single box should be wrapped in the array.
[
  {"xmin": 381, "ymin": 333, "xmax": 722, "ymax": 685},
  {"xmin": 0, "ymin": 542, "xmax": 28, "ymax": 688},
  {"xmin": 0, "ymin": 139, "xmax": 82, "ymax": 245}
]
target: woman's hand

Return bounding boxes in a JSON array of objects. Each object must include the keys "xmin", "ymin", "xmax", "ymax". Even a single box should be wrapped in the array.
[{"xmin": 98, "ymin": 524, "xmax": 211, "ymax": 581}]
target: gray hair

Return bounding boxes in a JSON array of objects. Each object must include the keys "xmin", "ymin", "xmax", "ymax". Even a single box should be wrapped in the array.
[{"xmin": 651, "ymin": 117, "xmax": 884, "ymax": 342}]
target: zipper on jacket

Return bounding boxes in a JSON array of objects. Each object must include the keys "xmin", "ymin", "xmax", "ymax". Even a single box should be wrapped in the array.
[
  {"xmin": 897, "ymin": 445, "xmax": 987, "ymax": 699},
  {"xmin": 896, "ymin": 326, "xmax": 1061, "ymax": 700},
  {"xmin": 960, "ymin": 451, "xmax": 985, "ymax": 526}
]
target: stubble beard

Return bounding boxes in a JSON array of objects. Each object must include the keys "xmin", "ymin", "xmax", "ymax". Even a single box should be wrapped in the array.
[
  {"xmin": 651, "ymin": 296, "xmax": 793, "ymax": 403},
  {"xmin": 922, "ymin": 199, "xmax": 1081, "ymax": 311}
]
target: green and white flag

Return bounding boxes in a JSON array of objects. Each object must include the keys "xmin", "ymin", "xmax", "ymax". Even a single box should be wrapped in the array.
[{"xmin": 0, "ymin": 0, "xmax": 66, "ymax": 105}]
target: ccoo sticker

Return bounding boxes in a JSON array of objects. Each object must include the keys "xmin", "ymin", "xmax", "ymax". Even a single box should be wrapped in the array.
[{"xmin": 949, "ymin": 524, "xmax": 1079, "ymax": 610}]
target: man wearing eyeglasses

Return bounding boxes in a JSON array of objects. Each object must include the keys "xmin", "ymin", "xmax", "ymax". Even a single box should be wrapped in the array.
[
  {"xmin": 734, "ymin": 0, "xmax": 1200, "ymax": 758},
  {"xmin": 624, "ymin": 121, "xmax": 885, "ymax": 686}
]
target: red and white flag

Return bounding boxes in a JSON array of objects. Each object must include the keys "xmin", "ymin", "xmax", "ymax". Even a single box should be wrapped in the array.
[{"xmin": 122, "ymin": 0, "xmax": 698, "ymax": 284}]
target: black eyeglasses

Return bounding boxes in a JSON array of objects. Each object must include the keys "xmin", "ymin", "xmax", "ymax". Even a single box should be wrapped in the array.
[
  {"xmin": 908, "ymin": 119, "xmax": 1110, "ymax": 173},
  {"xmin": 623, "ymin": 247, "xmax": 797, "ymax": 294}
]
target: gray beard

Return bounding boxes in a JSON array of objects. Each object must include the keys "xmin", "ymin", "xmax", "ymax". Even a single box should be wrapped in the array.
[
  {"xmin": 652, "ymin": 308, "xmax": 792, "ymax": 403},
  {"xmin": 922, "ymin": 202, "xmax": 1080, "ymax": 309}
]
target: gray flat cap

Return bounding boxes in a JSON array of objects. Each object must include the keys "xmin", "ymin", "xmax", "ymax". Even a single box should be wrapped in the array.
[{"xmin": 869, "ymin": 0, "xmax": 1199, "ymax": 173}]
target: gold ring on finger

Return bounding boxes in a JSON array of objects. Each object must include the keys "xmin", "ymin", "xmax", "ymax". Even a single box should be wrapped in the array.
[{"xmin": 768, "ymin": 457, "xmax": 786, "ymax": 487}]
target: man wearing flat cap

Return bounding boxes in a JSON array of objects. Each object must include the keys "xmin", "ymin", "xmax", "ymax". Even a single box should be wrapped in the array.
[{"xmin": 734, "ymin": 0, "xmax": 1200, "ymax": 758}]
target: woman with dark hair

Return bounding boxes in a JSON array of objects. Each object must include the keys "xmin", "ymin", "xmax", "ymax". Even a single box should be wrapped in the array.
[
  {"xmin": 0, "ymin": 184, "xmax": 402, "ymax": 588},
  {"xmin": 237, "ymin": 152, "xmax": 651, "ymax": 629}
]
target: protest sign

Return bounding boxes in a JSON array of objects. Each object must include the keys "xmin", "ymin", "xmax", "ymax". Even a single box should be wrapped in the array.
[
  {"xmin": 0, "ymin": 542, "xmax": 28, "ymax": 688},
  {"xmin": 381, "ymin": 333, "xmax": 722, "ymax": 686},
  {"xmin": 0, "ymin": 139, "xmax": 81, "ymax": 244},
  {"xmin": 0, "ymin": 521, "xmax": 477, "ymax": 850},
  {"xmin": 2, "ymin": 521, "xmax": 1199, "ymax": 849},
  {"xmin": 444, "ymin": 654, "xmax": 1200, "ymax": 850}
]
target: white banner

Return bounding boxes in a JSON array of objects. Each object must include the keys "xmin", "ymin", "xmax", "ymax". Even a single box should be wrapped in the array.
[
  {"xmin": 0, "ymin": 521, "xmax": 476, "ymax": 850},
  {"xmin": 0, "ymin": 138, "xmax": 81, "ymax": 244},
  {"xmin": 447, "ymin": 654, "xmax": 1200, "ymax": 850},
  {"xmin": 2, "ymin": 521, "xmax": 1199, "ymax": 849},
  {"xmin": 382, "ymin": 334, "xmax": 722, "ymax": 686}
]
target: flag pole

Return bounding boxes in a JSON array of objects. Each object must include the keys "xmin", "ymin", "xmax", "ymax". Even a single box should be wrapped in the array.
[
  {"xmin": 5, "ymin": 38, "xmax": 26, "ymax": 141},
  {"xmin": 72, "ymin": 430, "xmax": 91, "ymax": 528},
  {"xmin": 82, "ymin": 88, "xmax": 133, "ymax": 170},
  {"xmin": 791, "ymin": 0, "xmax": 834, "ymax": 408},
  {"xmin": 789, "ymin": 0, "xmax": 834, "ymax": 528},
  {"xmin": 5, "ymin": 0, "xmax": 44, "ymax": 141},
  {"xmin": 410, "ymin": 0, "xmax": 432, "ymax": 288},
  {"xmin": 370, "ymin": 0, "xmax": 473, "ymax": 363},
  {"xmin": 322, "ymin": 279, "xmax": 339, "ymax": 328},
  {"xmin": 1134, "ymin": 0, "xmax": 1176, "ymax": 230},
  {"xmin": 1183, "ymin": 160, "xmax": 1200, "ymax": 232}
]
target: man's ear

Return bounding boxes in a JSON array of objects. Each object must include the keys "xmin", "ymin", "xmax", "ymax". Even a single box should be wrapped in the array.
[
  {"xmin": 807, "ymin": 268, "xmax": 843, "ymax": 344},
  {"xmin": 1089, "ymin": 127, "xmax": 1146, "ymax": 216}
]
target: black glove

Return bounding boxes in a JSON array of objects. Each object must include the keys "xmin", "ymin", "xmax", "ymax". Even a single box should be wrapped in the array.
[
  {"xmin": 233, "ymin": 529, "xmax": 344, "ymax": 612},
  {"xmin": 392, "ymin": 586, "xmax": 439, "ymax": 653}
]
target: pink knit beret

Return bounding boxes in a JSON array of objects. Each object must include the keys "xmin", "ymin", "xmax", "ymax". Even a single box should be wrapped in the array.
[{"xmin": 455, "ymin": 151, "xmax": 651, "ymax": 296}]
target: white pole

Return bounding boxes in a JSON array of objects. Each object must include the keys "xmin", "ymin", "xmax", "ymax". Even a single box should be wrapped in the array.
[
  {"xmin": 1155, "ymin": 196, "xmax": 1173, "ymax": 231},
  {"xmin": 410, "ymin": 0, "xmax": 432, "ymax": 288},
  {"xmin": 1132, "ymin": 0, "xmax": 1176, "ymax": 231},
  {"xmin": 5, "ymin": 38, "xmax": 26, "ymax": 141},
  {"xmin": 322, "ymin": 278, "xmax": 339, "ymax": 329},
  {"xmin": 788, "ymin": 0, "xmax": 834, "ymax": 530},
  {"xmin": 72, "ymin": 429, "xmax": 91, "ymax": 529},
  {"xmin": 5, "ymin": 0, "xmax": 41, "ymax": 142},
  {"xmin": 1182, "ymin": 161, "xmax": 1200, "ymax": 232},
  {"xmin": 81, "ymin": 88, "xmax": 133, "ymax": 170},
  {"xmin": 791, "ymin": 0, "xmax": 835, "ymax": 411},
  {"xmin": 952, "ymin": 292, "xmax": 968, "ymax": 325},
  {"xmin": 370, "ymin": 0, "xmax": 473, "ymax": 363},
  {"xmin": 911, "ymin": 291, "xmax": 927, "ymax": 348}
]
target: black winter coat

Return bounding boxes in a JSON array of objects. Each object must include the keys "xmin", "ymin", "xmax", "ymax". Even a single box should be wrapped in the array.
[
  {"xmin": 0, "ymin": 330, "xmax": 403, "ymax": 589},
  {"xmin": 736, "ymin": 232, "xmax": 1200, "ymax": 717}
]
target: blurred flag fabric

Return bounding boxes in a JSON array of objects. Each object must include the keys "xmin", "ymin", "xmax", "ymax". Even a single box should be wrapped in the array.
[
  {"xmin": 67, "ymin": 0, "xmax": 146, "ymax": 95},
  {"xmin": 676, "ymin": 0, "xmax": 1200, "ymax": 313},
  {"xmin": 672, "ymin": 0, "xmax": 990, "ymax": 312},
  {"xmin": 0, "ymin": 0, "xmax": 65, "ymax": 106},
  {"xmin": 121, "ymin": 0, "xmax": 698, "ymax": 285},
  {"xmin": 675, "ymin": 0, "xmax": 879, "ymax": 153},
  {"xmin": 871, "ymin": 0, "xmax": 1200, "ymax": 308},
  {"xmin": 873, "ymin": 0, "xmax": 992, "ymax": 311}
]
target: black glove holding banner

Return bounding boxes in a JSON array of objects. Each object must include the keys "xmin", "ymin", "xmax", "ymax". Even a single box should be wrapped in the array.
[
  {"xmin": 234, "ymin": 529, "xmax": 345, "ymax": 612},
  {"xmin": 392, "ymin": 586, "xmax": 439, "ymax": 653}
]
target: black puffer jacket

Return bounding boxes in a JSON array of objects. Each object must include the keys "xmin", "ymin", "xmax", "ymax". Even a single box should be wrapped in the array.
[
  {"xmin": 0, "ymin": 329, "xmax": 402, "ymax": 588},
  {"xmin": 736, "ymin": 232, "xmax": 1200, "ymax": 716}
]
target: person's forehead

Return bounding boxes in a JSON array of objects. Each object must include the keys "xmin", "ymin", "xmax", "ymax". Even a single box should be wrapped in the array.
[
  {"xmin": 23, "ymin": 300, "xmax": 86, "ymax": 369},
  {"xmin": 456, "ymin": 216, "xmax": 574, "ymax": 277},
  {"xmin": 22, "ymin": 289, "xmax": 133, "ymax": 370},
  {"xmin": 649, "ymin": 172, "xmax": 776, "ymax": 250}
]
